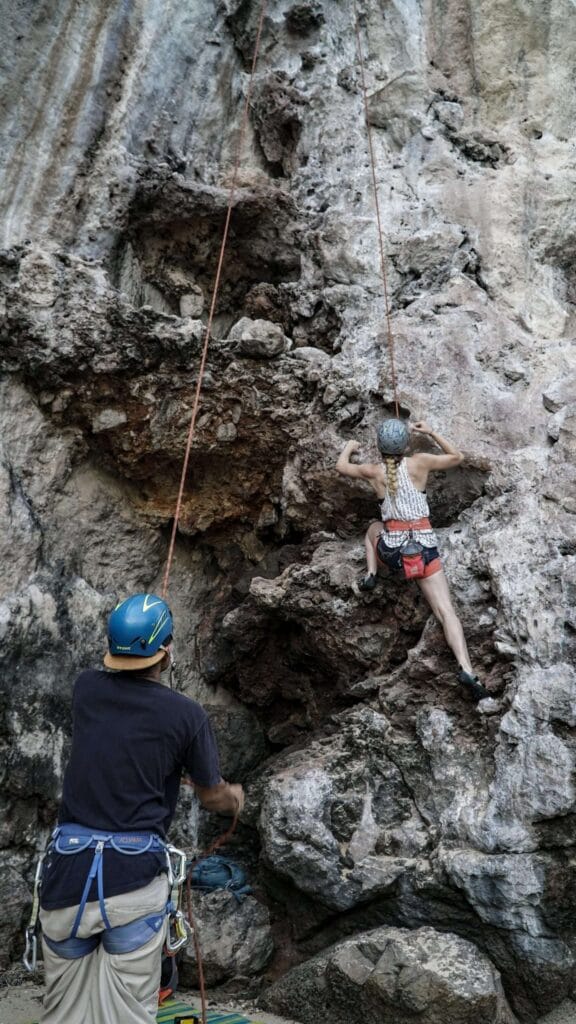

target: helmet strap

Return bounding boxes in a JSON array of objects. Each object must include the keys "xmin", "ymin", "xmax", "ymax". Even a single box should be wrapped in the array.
[{"xmin": 168, "ymin": 648, "xmax": 177, "ymax": 690}]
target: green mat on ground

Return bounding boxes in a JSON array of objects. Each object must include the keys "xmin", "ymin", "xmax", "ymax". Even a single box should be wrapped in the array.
[
  {"xmin": 157, "ymin": 1001, "xmax": 259, "ymax": 1024},
  {"xmin": 30, "ymin": 1000, "xmax": 259, "ymax": 1024}
]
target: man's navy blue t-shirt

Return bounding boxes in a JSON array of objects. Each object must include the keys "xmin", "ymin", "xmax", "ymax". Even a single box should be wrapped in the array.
[{"xmin": 41, "ymin": 669, "xmax": 221, "ymax": 910}]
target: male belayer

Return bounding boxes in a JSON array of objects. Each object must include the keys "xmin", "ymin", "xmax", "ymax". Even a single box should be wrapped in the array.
[
  {"xmin": 32, "ymin": 593, "xmax": 244, "ymax": 1024},
  {"xmin": 336, "ymin": 418, "xmax": 489, "ymax": 701}
]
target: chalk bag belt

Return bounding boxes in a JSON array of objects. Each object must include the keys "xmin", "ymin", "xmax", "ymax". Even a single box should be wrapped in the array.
[
  {"xmin": 383, "ymin": 517, "xmax": 432, "ymax": 533},
  {"xmin": 23, "ymin": 824, "xmax": 190, "ymax": 969}
]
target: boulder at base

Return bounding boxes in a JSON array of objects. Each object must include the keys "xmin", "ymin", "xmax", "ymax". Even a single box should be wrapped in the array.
[
  {"xmin": 262, "ymin": 925, "xmax": 517, "ymax": 1024},
  {"xmin": 180, "ymin": 891, "xmax": 274, "ymax": 986}
]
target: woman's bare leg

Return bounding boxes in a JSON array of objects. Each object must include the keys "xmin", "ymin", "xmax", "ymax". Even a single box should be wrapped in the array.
[
  {"xmin": 364, "ymin": 522, "xmax": 382, "ymax": 576},
  {"xmin": 416, "ymin": 569, "xmax": 474, "ymax": 673}
]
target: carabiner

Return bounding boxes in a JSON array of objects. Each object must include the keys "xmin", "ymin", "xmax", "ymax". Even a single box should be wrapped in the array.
[
  {"xmin": 34, "ymin": 855, "xmax": 45, "ymax": 885},
  {"xmin": 166, "ymin": 845, "xmax": 187, "ymax": 888},
  {"xmin": 23, "ymin": 928, "xmax": 37, "ymax": 973},
  {"xmin": 165, "ymin": 910, "xmax": 190, "ymax": 954}
]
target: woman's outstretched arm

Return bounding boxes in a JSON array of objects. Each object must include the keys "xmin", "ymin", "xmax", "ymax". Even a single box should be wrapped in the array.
[
  {"xmin": 411, "ymin": 421, "xmax": 464, "ymax": 469},
  {"xmin": 336, "ymin": 440, "xmax": 380, "ymax": 479}
]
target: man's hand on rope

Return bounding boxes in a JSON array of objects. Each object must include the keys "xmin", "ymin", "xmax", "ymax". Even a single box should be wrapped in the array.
[
  {"xmin": 189, "ymin": 779, "xmax": 245, "ymax": 816},
  {"xmin": 228, "ymin": 783, "xmax": 245, "ymax": 815}
]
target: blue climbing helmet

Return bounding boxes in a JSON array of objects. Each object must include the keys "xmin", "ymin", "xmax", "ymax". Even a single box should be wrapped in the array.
[
  {"xmin": 103, "ymin": 593, "xmax": 173, "ymax": 671},
  {"xmin": 376, "ymin": 418, "xmax": 410, "ymax": 456}
]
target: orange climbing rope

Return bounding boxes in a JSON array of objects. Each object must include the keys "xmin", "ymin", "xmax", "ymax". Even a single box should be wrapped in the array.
[
  {"xmin": 182, "ymin": 802, "xmax": 240, "ymax": 1024},
  {"xmin": 352, "ymin": 0, "xmax": 400, "ymax": 417},
  {"xmin": 158, "ymin": 3, "xmax": 400, "ymax": 1005},
  {"xmin": 158, "ymin": 4, "xmax": 269, "ymax": 1021},
  {"xmin": 161, "ymin": 0, "xmax": 269, "ymax": 599}
]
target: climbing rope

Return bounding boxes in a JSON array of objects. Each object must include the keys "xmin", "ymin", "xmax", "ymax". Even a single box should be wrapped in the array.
[
  {"xmin": 158, "ymin": 3, "xmax": 269, "ymax": 1019},
  {"xmin": 352, "ymin": 0, "xmax": 400, "ymax": 417},
  {"xmin": 161, "ymin": 0, "xmax": 270, "ymax": 599},
  {"xmin": 191, "ymin": 802, "xmax": 240, "ymax": 1011},
  {"xmin": 159, "ymin": 3, "xmax": 400, "ymax": 1014},
  {"xmin": 182, "ymin": 807, "xmax": 240, "ymax": 1024}
]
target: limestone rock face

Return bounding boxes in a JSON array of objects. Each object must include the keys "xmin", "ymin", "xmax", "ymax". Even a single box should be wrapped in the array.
[
  {"xmin": 1, "ymin": 0, "xmax": 575, "ymax": 1019},
  {"xmin": 262, "ymin": 926, "xmax": 517, "ymax": 1024},
  {"xmin": 180, "ymin": 890, "xmax": 273, "ymax": 986},
  {"xmin": 256, "ymin": 708, "xmax": 427, "ymax": 912},
  {"xmin": 228, "ymin": 317, "xmax": 292, "ymax": 358}
]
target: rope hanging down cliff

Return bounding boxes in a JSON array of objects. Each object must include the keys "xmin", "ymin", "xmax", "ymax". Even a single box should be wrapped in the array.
[
  {"xmin": 159, "ymin": 5, "xmax": 269, "ymax": 1022},
  {"xmin": 352, "ymin": 0, "xmax": 400, "ymax": 417},
  {"xmin": 161, "ymin": 0, "xmax": 269, "ymax": 600}
]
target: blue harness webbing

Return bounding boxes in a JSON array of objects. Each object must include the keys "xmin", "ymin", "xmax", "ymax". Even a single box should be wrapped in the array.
[{"xmin": 45, "ymin": 823, "xmax": 171, "ymax": 958}]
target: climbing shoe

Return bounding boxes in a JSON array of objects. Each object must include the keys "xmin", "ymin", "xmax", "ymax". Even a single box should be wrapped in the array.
[
  {"xmin": 359, "ymin": 573, "xmax": 378, "ymax": 591},
  {"xmin": 458, "ymin": 669, "xmax": 490, "ymax": 702}
]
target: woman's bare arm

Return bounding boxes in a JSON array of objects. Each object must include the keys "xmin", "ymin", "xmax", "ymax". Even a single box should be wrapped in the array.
[
  {"xmin": 336, "ymin": 440, "xmax": 380, "ymax": 480},
  {"xmin": 411, "ymin": 421, "xmax": 463, "ymax": 469}
]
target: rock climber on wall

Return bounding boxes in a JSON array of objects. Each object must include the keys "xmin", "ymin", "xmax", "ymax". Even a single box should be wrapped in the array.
[{"xmin": 336, "ymin": 418, "xmax": 489, "ymax": 701}]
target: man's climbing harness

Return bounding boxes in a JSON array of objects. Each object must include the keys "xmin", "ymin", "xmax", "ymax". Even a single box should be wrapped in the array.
[{"xmin": 23, "ymin": 825, "xmax": 190, "ymax": 969}]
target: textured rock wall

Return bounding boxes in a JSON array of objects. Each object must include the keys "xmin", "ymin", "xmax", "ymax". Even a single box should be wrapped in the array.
[{"xmin": 1, "ymin": 1, "xmax": 575, "ymax": 1020}]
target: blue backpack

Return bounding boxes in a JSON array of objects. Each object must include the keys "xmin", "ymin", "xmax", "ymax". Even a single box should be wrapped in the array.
[{"xmin": 189, "ymin": 855, "xmax": 252, "ymax": 902}]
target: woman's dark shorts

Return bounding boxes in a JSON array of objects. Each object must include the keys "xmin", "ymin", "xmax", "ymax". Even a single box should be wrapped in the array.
[{"xmin": 376, "ymin": 537, "xmax": 442, "ymax": 578}]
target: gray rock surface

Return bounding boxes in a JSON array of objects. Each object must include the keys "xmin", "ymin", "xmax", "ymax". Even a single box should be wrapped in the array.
[
  {"xmin": 256, "ymin": 708, "xmax": 427, "ymax": 912},
  {"xmin": 263, "ymin": 925, "xmax": 517, "ymax": 1024},
  {"xmin": 0, "ymin": 0, "xmax": 575, "ymax": 1020},
  {"xmin": 181, "ymin": 890, "xmax": 273, "ymax": 986},
  {"xmin": 228, "ymin": 317, "xmax": 292, "ymax": 358}
]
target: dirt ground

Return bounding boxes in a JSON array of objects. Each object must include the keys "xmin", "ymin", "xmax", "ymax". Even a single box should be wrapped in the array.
[
  {"xmin": 1, "ymin": 979, "xmax": 576, "ymax": 1024},
  {"xmin": 0, "ymin": 980, "xmax": 298, "ymax": 1024}
]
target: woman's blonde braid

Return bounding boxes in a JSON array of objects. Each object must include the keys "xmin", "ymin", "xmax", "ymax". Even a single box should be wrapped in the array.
[{"xmin": 384, "ymin": 457, "xmax": 399, "ymax": 498}]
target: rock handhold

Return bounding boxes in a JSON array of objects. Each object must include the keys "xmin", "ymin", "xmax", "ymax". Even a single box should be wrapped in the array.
[
  {"xmin": 284, "ymin": 2, "xmax": 325, "ymax": 35},
  {"xmin": 262, "ymin": 925, "xmax": 517, "ymax": 1024},
  {"xmin": 250, "ymin": 71, "xmax": 308, "ymax": 174},
  {"xmin": 228, "ymin": 317, "xmax": 291, "ymax": 358},
  {"xmin": 543, "ymin": 378, "xmax": 574, "ymax": 414},
  {"xmin": 179, "ymin": 287, "xmax": 204, "ymax": 318}
]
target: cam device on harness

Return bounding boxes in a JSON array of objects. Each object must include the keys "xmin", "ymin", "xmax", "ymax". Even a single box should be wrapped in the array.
[{"xmin": 23, "ymin": 824, "xmax": 190, "ymax": 971}]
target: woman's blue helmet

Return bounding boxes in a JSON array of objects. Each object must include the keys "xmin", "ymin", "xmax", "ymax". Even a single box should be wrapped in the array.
[
  {"xmin": 376, "ymin": 418, "xmax": 410, "ymax": 456},
  {"xmin": 104, "ymin": 593, "xmax": 173, "ymax": 671}
]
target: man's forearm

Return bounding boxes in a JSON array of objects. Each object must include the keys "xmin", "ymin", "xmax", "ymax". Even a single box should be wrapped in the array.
[{"xmin": 195, "ymin": 780, "xmax": 242, "ymax": 814}]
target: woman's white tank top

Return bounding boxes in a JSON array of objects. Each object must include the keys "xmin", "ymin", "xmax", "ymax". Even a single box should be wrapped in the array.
[{"xmin": 380, "ymin": 459, "xmax": 438, "ymax": 548}]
